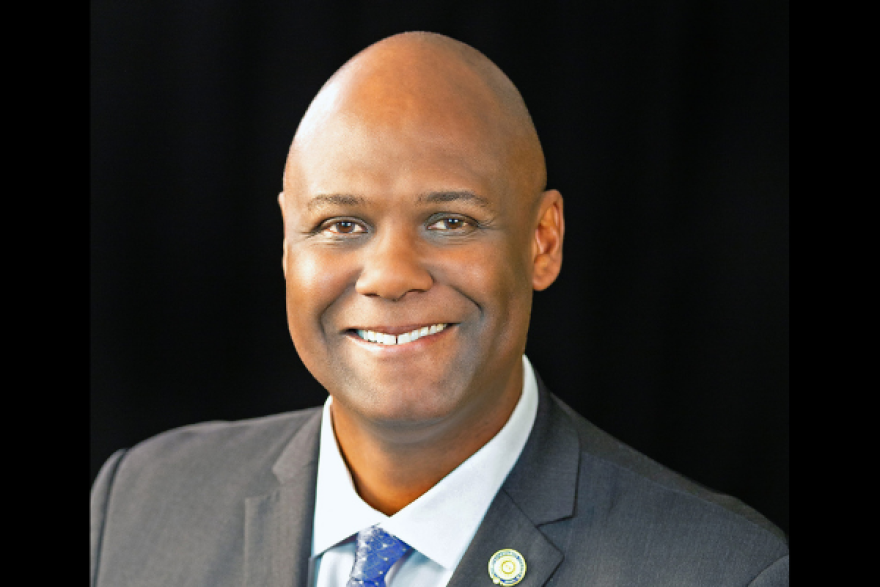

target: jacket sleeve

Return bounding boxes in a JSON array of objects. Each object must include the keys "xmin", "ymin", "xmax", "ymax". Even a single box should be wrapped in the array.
[
  {"xmin": 747, "ymin": 555, "xmax": 789, "ymax": 587},
  {"xmin": 90, "ymin": 449, "xmax": 127, "ymax": 587}
]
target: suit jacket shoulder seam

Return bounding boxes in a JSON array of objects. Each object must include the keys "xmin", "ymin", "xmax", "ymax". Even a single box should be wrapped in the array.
[
  {"xmin": 549, "ymin": 397, "xmax": 787, "ymax": 547},
  {"xmin": 91, "ymin": 448, "xmax": 128, "ymax": 587},
  {"xmin": 746, "ymin": 553, "xmax": 789, "ymax": 585},
  {"xmin": 579, "ymin": 445, "xmax": 788, "ymax": 547}
]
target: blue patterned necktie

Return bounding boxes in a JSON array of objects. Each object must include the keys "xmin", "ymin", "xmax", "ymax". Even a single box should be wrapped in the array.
[{"xmin": 346, "ymin": 526, "xmax": 411, "ymax": 587}]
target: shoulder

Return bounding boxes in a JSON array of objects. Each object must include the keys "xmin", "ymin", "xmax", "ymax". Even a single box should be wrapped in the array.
[
  {"xmin": 121, "ymin": 408, "xmax": 321, "ymax": 468},
  {"xmin": 90, "ymin": 406, "xmax": 323, "ymax": 587},
  {"xmin": 553, "ymin": 393, "xmax": 786, "ymax": 539},
  {"xmin": 547, "ymin": 393, "xmax": 788, "ymax": 585},
  {"xmin": 102, "ymin": 406, "xmax": 322, "ymax": 497}
]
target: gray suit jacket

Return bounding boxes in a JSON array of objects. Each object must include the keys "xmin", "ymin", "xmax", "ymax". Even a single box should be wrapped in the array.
[{"xmin": 91, "ymin": 378, "xmax": 788, "ymax": 586}]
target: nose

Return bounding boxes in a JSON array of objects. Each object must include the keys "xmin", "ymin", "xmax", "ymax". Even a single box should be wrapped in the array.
[{"xmin": 355, "ymin": 232, "xmax": 433, "ymax": 300}]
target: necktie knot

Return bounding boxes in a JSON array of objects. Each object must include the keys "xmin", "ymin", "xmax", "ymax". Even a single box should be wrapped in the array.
[{"xmin": 347, "ymin": 526, "xmax": 411, "ymax": 587}]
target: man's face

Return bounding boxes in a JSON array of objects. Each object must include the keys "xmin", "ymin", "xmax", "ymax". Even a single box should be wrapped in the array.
[{"xmin": 280, "ymin": 80, "xmax": 549, "ymax": 431}]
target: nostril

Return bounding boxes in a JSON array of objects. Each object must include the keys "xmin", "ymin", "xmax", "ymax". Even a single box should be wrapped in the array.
[
  {"xmin": 355, "ymin": 268, "xmax": 433, "ymax": 300},
  {"xmin": 353, "ymin": 236, "xmax": 434, "ymax": 299}
]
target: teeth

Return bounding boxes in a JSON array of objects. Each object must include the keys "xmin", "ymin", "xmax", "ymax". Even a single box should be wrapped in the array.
[{"xmin": 355, "ymin": 324, "xmax": 448, "ymax": 345}]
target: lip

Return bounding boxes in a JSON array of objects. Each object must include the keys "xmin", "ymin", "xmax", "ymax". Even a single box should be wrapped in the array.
[
  {"xmin": 346, "ymin": 323, "xmax": 449, "ymax": 336},
  {"xmin": 344, "ymin": 323, "xmax": 456, "ymax": 352}
]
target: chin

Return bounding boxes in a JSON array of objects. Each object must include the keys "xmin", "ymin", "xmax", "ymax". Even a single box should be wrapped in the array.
[{"xmin": 343, "ymin": 380, "xmax": 464, "ymax": 425}]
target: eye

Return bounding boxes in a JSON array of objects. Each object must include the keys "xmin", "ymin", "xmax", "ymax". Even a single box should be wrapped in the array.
[
  {"xmin": 427, "ymin": 217, "xmax": 471, "ymax": 231},
  {"xmin": 322, "ymin": 220, "xmax": 367, "ymax": 235}
]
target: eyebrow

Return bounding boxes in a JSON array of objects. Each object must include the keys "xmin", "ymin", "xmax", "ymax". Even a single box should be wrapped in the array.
[
  {"xmin": 305, "ymin": 190, "xmax": 491, "ymax": 212},
  {"xmin": 306, "ymin": 194, "xmax": 366, "ymax": 212},
  {"xmin": 417, "ymin": 190, "xmax": 491, "ymax": 209}
]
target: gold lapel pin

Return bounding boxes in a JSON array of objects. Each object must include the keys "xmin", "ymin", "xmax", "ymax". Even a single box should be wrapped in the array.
[{"xmin": 488, "ymin": 549, "xmax": 527, "ymax": 585}]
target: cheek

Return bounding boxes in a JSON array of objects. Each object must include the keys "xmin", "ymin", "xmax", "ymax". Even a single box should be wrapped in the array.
[
  {"xmin": 442, "ymin": 239, "xmax": 533, "ymax": 335},
  {"xmin": 285, "ymin": 247, "xmax": 357, "ymax": 341}
]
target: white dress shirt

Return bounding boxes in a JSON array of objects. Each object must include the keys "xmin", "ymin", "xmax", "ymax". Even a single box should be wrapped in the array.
[{"xmin": 309, "ymin": 355, "xmax": 539, "ymax": 587}]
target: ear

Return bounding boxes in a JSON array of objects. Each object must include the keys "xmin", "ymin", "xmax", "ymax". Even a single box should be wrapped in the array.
[
  {"xmin": 531, "ymin": 189, "xmax": 564, "ymax": 291},
  {"xmin": 278, "ymin": 191, "xmax": 288, "ymax": 278}
]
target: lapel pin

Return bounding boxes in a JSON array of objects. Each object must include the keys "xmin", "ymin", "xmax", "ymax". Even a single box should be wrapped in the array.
[{"xmin": 488, "ymin": 548, "xmax": 527, "ymax": 585}]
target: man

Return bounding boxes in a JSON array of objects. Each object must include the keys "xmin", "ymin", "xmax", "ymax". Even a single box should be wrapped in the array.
[{"xmin": 91, "ymin": 32, "xmax": 788, "ymax": 586}]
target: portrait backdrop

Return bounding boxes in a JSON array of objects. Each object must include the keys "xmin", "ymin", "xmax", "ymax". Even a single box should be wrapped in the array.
[{"xmin": 91, "ymin": 0, "xmax": 789, "ymax": 535}]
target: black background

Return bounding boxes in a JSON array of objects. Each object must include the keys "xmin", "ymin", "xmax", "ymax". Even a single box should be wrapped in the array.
[{"xmin": 91, "ymin": 0, "xmax": 789, "ymax": 535}]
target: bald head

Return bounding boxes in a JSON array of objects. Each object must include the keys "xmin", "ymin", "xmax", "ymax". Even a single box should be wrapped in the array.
[{"xmin": 285, "ymin": 32, "xmax": 546, "ymax": 201}]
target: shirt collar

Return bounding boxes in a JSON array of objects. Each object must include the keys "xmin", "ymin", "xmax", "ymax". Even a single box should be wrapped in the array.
[{"xmin": 311, "ymin": 355, "xmax": 539, "ymax": 570}]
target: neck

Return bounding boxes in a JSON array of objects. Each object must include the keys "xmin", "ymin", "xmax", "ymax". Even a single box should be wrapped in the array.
[{"xmin": 330, "ymin": 364, "xmax": 523, "ymax": 516}]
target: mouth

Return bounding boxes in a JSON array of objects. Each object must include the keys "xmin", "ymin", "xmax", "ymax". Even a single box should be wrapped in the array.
[{"xmin": 349, "ymin": 323, "xmax": 450, "ymax": 346}]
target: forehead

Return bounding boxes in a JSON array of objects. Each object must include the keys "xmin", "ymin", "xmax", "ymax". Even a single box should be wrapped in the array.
[{"xmin": 287, "ymin": 106, "xmax": 512, "ymax": 206}]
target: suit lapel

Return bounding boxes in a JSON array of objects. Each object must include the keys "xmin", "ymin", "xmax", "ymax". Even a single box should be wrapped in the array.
[
  {"xmin": 447, "ymin": 376, "xmax": 581, "ymax": 587},
  {"xmin": 244, "ymin": 409, "xmax": 322, "ymax": 587},
  {"xmin": 240, "ymin": 375, "xmax": 580, "ymax": 587},
  {"xmin": 446, "ymin": 490, "xmax": 564, "ymax": 587}
]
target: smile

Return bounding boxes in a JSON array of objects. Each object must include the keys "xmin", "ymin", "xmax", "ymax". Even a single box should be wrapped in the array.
[{"xmin": 354, "ymin": 323, "xmax": 449, "ymax": 346}]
